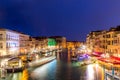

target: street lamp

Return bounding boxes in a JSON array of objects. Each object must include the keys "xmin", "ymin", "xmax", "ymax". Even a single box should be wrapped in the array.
[{"xmin": 111, "ymin": 64, "xmax": 115, "ymax": 80}]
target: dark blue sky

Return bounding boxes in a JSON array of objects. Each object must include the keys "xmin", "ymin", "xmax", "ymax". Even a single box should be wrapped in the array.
[{"xmin": 0, "ymin": 0, "xmax": 120, "ymax": 41}]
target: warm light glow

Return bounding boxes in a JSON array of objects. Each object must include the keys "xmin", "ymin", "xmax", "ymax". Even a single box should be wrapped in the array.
[
  {"xmin": 10, "ymin": 48, "xmax": 18, "ymax": 51},
  {"xmin": 36, "ymin": 54, "xmax": 39, "ymax": 60},
  {"xmin": 101, "ymin": 54, "xmax": 105, "ymax": 58},
  {"xmin": 86, "ymin": 64, "xmax": 95, "ymax": 80},
  {"xmin": 95, "ymin": 63, "xmax": 99, "ymax": 67},
  {"xmin": 106, "ymin": 53, "xmax": 110, "ymax": 58},
  {"xmin": 82, "ymin": 45, "xmax": 86, "ymax": 49},
  {"xmin": 21, "ymin": 69, "xmax": 29, "ymax": 80},
  {"xmin": 19, "ymin": 60, "xmax": 22, "ymax": 67},
  {"xmin": 1, "ymin": 59, "xmax": 9, "ymax": 67},
  {"xmin": 87, "ymin": 49, "xmax": 92, "ymax": 53}
]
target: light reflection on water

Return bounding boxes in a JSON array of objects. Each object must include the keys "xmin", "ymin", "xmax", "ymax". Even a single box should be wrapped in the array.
[
  {"xmin": 1, "ymin": 69, "xmax": 28, "ymax": 80},
  {"xmin": 2, "ymin": 54, "xmax": 105, "ymax": 80},
  {"xmin": 29, "ymin": 60, "xmax": 104, "ymax": 80},
  {"xmin": 86, "ymin": 64, "xmax": 95, "ymax": 80},
  {"xmin": 2, "ymin": 60, "xmax": 105, "ymax": 80},
  {"xmin": 29, "ymin": 60, "xmax": 57, "ymax": 80}
]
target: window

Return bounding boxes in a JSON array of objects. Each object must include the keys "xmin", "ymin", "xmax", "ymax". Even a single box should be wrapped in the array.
[
  {"xmin": 112, "ymin": 40, "xmax": 114, "ymax": 45},
  {"xmin": 0, "ymin": 43, "xmax": 3, "ymax": 49},
  {"xmin": 0, "ymin": 34, "xmax": 3, "ymax": 40},
  {"xmin": 107, "ymin": 41, "xmax": 110, "ymax": 45},
  {"xmin": 7, "ymin": 43, "xmax": 8, "ymax": 48}
]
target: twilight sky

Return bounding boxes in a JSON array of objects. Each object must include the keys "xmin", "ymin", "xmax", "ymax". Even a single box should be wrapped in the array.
[{"xmin": 0, "ymin": 0, "xmax": 120, "ymax": 41}]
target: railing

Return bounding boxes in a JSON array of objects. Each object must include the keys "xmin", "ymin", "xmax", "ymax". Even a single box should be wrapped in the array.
[{"xmin": 105, "ymin": 70, "xmax": 120, "ymax": 80}]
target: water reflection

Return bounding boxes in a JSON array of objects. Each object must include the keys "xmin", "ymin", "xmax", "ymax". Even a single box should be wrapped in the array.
[
  {"xmin": 2, "ymin": 51, "xmax": 105, "ymax": 80},
  {"xmin": 21, "ymin": 69, "xmax": 29, "ymax": 80},
  {"xmin": 86, "ymin": 64, "xmax": 95, "ymax": 80},
  {"xmin": 29, "ymin": 60, "xmax": 57, "ymax": 80},
  {"xmin": 6, "ymin": 72, "xmax": 22, "ymax": 80},
  {"xmin": 30, "ymin": 59, "xmax": 104, "ymax": 80},
  {"xmin": 3, "ymin": 69, "xmax": 28, "ymax": 80}
]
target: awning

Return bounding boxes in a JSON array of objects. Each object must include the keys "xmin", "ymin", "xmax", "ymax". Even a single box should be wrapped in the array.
[{"xmin": 92, "ymin": 52, "xmax": 102, "ymax": 57}]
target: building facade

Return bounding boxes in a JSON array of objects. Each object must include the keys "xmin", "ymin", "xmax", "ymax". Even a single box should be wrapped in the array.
[
  {"xmin": 67, "ymin": 41, "xmax": 81, "ymax": 50},
  {"xmin": 0, "ymin": 28, "xmax": 31, "ymax": 56},
  {"xmin": 33, "ymin": 37, "xmax": 48, "ymax": 53},
  {"xmin": 86, "ymin": 26, "xmax": 120, "ymax": 56},
  {"xmin": 19, "ymin": 33, "xmax": 30, "ymax": 54},
  {"xmin": 86, "ymin": 30, "xmax": 102, "ymax": 53},
  {"xmin": 49, "ymin": 36, "xmax": 67, "ymax": 49},
  {"xmin": 0, "ymin": 29, "xmax": 19, "ymax": 56}
]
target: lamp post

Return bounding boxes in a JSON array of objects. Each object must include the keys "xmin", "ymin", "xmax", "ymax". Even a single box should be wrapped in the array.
[{"xmin": 111, "ymin": 64, "xmax": 115, "ymax": 80}]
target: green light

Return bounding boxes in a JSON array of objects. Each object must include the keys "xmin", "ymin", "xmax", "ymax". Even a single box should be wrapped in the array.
[{"xmin": 48, "ymin": 38, "xmax": 56, "ymax": 46}]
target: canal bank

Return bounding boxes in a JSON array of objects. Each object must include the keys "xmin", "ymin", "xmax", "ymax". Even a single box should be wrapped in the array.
[
  {"xmin": 0, "ymin": 50, "xmax": 105, "ymax": 80},
  {"xmin": 0, "ymin": 56, "xmax": 56, "ymax": 79},
  {"xmin": 28, "ymin": 56, "xmax": 56, "ymax": 68}
]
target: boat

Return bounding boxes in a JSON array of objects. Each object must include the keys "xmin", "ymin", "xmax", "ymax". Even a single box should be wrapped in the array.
[{"xmin": 5, "ymin": 57, "xmax": 25, "ymax": 73}]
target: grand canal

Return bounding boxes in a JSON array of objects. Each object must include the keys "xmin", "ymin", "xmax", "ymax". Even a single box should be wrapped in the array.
[
  {"xmin": 28, "ymin": 60, "xmax": 104, "ymax": 80},
  {"xmin": 0, "ymin": 50, "xmax": 110, "ymax": 80},
  {"xmin": 1, "ymin": 55, "xmax": 106, "ymax": 80}
]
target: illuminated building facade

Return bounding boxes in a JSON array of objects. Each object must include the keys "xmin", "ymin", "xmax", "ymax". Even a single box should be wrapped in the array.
[
  {"xmin": 33, "ymin": 37, "xmax": 48, "ymax": 53},
  {"xmin": 28, "ymin": 37, "xmax": 37, "ymax": 54},
  {"xmin": 67, "ymin": 41, "xmax": 81, "ymax": 50},
  {"xmin": 0, "ymin": 28, "xmax": 19, "ymax": 56},
  {"xmin": 86, "ymin": 30, "xmax": 102, "ymax": 53},
  {"xmin": 19, "ymin": 33, "xmax": 30, "ymax": 54},
  {"xmin": 0, "ymin": 29, "xmax": 68, "ymax": 56},
  {"xmin": 0, "ymin": 28, "xmax": 30, "ymax": 56},
  {"xmin": 106, "ymin": 27, "xmax": 120, "ymax": 56},
  {"xmin": 86, "ymin": 26, "xmax": 120, "ymax": 56},
  {"xmin": 49, "ymin": 36, "xmax": 67, "ymax": 49}
]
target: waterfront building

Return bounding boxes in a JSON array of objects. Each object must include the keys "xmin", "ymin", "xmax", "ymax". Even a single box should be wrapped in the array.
[
  {"xmin": 86, "ymin": 26, "xmax": 120, "ymax": 56},
  {"xmin": 67, "ymin": 41, "xmax": 81, "ymax": 50},
  {"xmin": 0, "ymin": 28, "xmax": 30, "ymax": 56},
  {"xmin": 106, "ymin": 27, "xmax": 120, "ymax": 56},
  {"xmin": 19, "ymin": 33, "xmax": 30, "ymax": 54},
  {"xmin": 0, "ymin": 28, "xmax": 19, "ymax": 56},
  {"xmin": 49, "ymin": 36, "xmax": 67, "ymax": 49},
  {"xmin": 86, "ymin": 30, "xmax": 102, "ymax": 54},
  {"xmin": 33, "ymin": 36, "xmax": 48, "ymax": 53},
  {"xmin": 27, "ymin": 37, "xmax": 37, "ymax": 54}
]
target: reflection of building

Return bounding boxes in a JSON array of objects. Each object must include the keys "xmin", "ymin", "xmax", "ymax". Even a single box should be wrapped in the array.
[
  {"xmin": 0, "ymin": 28, "xmax": 19, "ymax": 56},
  {"xmin": 49, "ymin": 36, "xmax": 67, "ymax": 49}
]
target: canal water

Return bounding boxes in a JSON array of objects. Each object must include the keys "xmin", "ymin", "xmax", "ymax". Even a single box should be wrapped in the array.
[
  {"xmin": 28, "ymin": 60, "xmax": 104, "ymax": 80},
  {"xmin": 0, "ymin": 51, "xmax": 105, "ymax": 80},
  {"xmin": 28, "ymin": 51, "xmax": 104, "ymax": 80}
]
